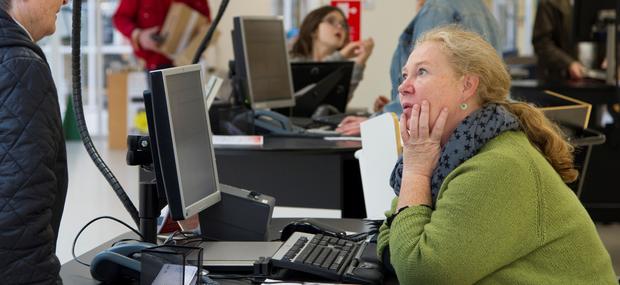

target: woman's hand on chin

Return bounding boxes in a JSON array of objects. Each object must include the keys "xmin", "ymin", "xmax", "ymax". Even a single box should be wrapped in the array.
[{"xmin": 400, "ymin": 100, "xmax": 448, "ymax": 179}]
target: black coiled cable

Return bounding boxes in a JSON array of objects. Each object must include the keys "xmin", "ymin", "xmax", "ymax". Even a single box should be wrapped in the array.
[
  {"xmin": 71, "ymin": 0, "xmax": 139, "ymax": 226},
  {"xmin": 191, "ymin": 0, "xmax": 230, "ymax": 64}
]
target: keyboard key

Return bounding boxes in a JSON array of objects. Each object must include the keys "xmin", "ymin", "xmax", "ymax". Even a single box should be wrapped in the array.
[
  {"xmin": 322, "ymin": 249, "xmax": 339, "ymax": 268},
  {"xmin": 296, "ymin": 243, "xmax": 316, "ymax": 263},
  {"xmin": 331, "ymin": 252, "xmax": 347, "ymax": 271},
  {"xmin": 313, "ymin": 248, "xmax": 331, "ymax": 267},
  {"xmin": 305, "ymin": 245, "xmax": 324, "ymax": 265}
]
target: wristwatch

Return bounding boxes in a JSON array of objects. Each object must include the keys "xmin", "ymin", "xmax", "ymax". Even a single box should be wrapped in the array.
[
  {"xmin": 386, "ymin": 206, "xmax": 409, "ymax": 228},
  {"xmin": 386, "ymin": 204, "xmax": 434, "ymax": 227}
]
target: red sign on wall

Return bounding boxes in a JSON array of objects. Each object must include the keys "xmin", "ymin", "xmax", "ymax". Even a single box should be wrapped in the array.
[{"xmin": 331, "ymin": 0, "xmax": 361, "ymax": 42}]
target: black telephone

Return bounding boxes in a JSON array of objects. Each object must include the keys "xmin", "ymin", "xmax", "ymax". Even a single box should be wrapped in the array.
[
  {"xmin": 90, "ymin": 241, "xmax": 155, "ymax": 283},
  {"xmin": 253, "ymin": 109, "xmax": 297, "ymax": 135}
]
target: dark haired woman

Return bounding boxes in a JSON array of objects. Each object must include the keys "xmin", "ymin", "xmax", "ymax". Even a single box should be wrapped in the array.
[{"xmin": 290, "ymin": 6, "xmax": 374, "ymax": 100}]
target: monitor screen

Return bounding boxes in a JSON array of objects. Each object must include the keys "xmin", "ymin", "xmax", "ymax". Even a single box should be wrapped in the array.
[
  {"xmin": 288, "ymin": 61, "xmax": 354, "ymax": 117},
  {"xmin": 147, "ymin": 64, "xmax": 221, "ymax": 220},
  {"xmin": 233, "ymin": 16, "xmax": 295, "ymax": 109}
]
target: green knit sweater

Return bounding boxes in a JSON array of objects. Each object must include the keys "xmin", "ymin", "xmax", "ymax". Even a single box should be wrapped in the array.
[{"xmin": 377, "ymin": 131, "xmax": 617, "ymax": 284}]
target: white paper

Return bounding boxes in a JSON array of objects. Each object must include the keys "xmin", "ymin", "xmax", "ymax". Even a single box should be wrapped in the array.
[
  {"xmin": 323, "ymin": 136, "xmax": 362, "ymax": 141},
  {"xmin": 213, "ymin": 135, "xmax": 264, "ymax": 146},
  {"xmin": 151, "ymin": 264, "xmax": 198, "ymax": 285}
]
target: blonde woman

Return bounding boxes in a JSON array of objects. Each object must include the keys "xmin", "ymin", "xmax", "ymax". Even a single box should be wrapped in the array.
[{"xmin": 377, "ymin": 25, "xmax": 617, "ymax": 284}]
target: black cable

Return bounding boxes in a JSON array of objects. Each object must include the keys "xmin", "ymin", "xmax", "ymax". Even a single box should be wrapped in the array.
[
  {"xmin": 208, "ymin": 274, "xmax": 268, "ymax": 279},
  {"xmin": 162, "ymin": 230, "xmax": 202, "ymax": 245},
  {"xmin": 72, "ymin": 0, "xmax": 140, "ymax": 226},
  {"xmin": 111, "ymin": 238, "xmax": 144, "ymax": 247},
  {"xmin": 72, "ymin": 216, "xmax": 145, "ymax": 267},
  {"xmin": 192, "ymin": 0, "xmax": 230, "ymax": 64}
]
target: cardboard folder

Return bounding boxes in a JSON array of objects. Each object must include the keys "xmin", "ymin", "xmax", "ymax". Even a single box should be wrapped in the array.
[
  {"xmin": 538, "ymin": 90, "xmax": 591, "ymax": 130},
  {"xmin": 158, "ymin": 2, "xmax": 209, "ymax": 58},
  {"xmin": 513, "ymin": 90, "xmax": 592, "ymax": 130}
]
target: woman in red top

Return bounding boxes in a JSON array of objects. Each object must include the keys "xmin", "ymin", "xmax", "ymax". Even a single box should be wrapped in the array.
[{"xmin": 113, "ymin": 0, "xmax": 210, "ymax": 70}]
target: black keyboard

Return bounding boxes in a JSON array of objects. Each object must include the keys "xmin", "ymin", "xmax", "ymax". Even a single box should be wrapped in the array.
[{"xmin": 270, "ymin": 232, "xmax": 383, "ymax": 284}]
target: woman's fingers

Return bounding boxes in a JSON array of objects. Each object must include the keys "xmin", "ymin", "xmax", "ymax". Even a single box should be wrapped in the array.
[
  {"xmin": 418, "ymin": 101, "xmax": 429, "ymax": 139},
  {"xmin": 431, "ymin": 107, "xmax": 449, "ymax": 141},
  {"xmin": 408, "ymin": 103, "xmax": 420, "ymax": 139},
  {"xmin": 403, "ymin": 101, "xmax": 449, "ymax": 144},
  {"xmin": 400, "ymin": 113, "xmax": 410, "ymax": 143}
]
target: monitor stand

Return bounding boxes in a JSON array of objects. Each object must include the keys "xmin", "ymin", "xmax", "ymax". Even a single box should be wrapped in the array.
[{"xmin": 139, "ymin": 181, "xmax": 162, "ymax": 244}]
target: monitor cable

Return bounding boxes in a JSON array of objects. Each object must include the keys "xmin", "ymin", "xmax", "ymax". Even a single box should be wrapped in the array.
[
  {"xmin": 71, "ymin": 216, "xmax": 144, "ymax": 267},
  {"xmin": 192, "ymin": 0, "xmax": 230, "ymax": 64}
]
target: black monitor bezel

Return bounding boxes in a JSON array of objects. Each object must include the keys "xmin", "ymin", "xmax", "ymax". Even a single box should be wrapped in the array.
[
  {"xmin": 233, "ymin": 16, "xmax": 296, "ymax": 110},
  {"xmin": 288, "ymin": 61, "xmax": 354, "ymax": 117},
  {"xmin": 147, "ymin": 64, "xmax": 221, "ymax": 220}
]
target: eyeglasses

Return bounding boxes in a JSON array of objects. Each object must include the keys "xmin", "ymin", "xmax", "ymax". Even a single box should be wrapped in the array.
[{"xmin": 322, "ymin": 17, "xmax": 348, "ymax": 29}]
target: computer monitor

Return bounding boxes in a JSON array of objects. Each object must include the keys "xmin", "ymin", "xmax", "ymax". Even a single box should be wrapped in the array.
[
  {"xmin": 147, "ymin": 64, "xmax": 221, "ymax": 220},
  {"xmin": 232, "ymin": 16, "xmax": 295, "ymax": 110},
  {"xmin": 288, "ymin": 61, "xmax": 354, "ymax": 117}
]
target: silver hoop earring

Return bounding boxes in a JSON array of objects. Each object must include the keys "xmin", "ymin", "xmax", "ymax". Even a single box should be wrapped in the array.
[{"xmin": 460, "ymin": 103, "xmax": 468, "ymax": 110}]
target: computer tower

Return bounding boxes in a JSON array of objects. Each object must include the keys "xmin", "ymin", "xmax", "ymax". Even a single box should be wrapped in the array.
[{"xmin": 199, "ymin": 184, "xmax": 275, "ymax": 241}]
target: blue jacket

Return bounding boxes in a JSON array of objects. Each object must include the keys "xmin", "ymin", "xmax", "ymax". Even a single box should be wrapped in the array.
[{"xmin": 383, "ymin": 0, "xmax": 501, "ymax": 116}]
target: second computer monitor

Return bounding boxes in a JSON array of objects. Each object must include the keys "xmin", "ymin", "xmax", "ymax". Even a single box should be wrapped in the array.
[
  {"xmin": 289, "ymin": 61, "xmax": 354, "ymax": 117},
  {"xmin": 233, "ymin": 16, "xmax": 295, "ymax": 110}
]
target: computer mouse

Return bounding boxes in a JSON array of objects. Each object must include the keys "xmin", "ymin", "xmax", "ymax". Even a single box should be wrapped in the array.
[
  {"xmin": 344, "ymin": 262, "xmax": 384, "ymax": 284},
  {"xmin": 358, "ymin": 262, "xmax": 380, "ymax": 270},
  {"xmin": 280, "ymin": 218, "xmax": 347, "ymax": 241}
]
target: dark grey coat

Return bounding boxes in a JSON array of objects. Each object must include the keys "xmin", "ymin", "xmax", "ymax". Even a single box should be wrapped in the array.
[{"xmin": 0, "ymin": 8, "xmax": 68, "ymax": 285}]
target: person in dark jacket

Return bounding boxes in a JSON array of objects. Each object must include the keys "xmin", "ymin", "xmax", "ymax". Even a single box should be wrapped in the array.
[
  {"xmin": 532, "ymin": 0, "xmax": 585, "ymax": 81},
  {"xmin": 0, "ymin": 0, "xmax": 68, "ymax": 284}
]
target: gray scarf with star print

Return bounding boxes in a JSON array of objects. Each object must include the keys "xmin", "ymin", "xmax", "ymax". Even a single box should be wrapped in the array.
[{"xmin": 389, "ymin": 103, "xmax": 520, "ymax": 205}]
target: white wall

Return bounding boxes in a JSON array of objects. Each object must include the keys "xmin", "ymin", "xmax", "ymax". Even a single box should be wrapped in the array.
[
  {"xmin": 206, "ymin": 0, "xmax": 418, "ymax": 112},
  {"xmin": 350, "ymin": 0, "xmax": 417, "ymax": 111},
  {"xmin": 206, "ymin": 0, "xmax": 274, "ymax": 71}
]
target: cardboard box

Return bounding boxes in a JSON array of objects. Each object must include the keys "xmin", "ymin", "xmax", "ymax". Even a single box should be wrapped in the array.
[
  {"xmin": 173, "ymin": 26, "xmax": 219, "ymax": 66},
  {"xmin": 159, "ymin": 2, "xmax": 208, "ymax": 58}
]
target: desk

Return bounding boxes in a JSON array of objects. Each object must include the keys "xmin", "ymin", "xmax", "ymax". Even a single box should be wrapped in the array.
[
  {"xmin": 60, "ymin": 218, "xmax": 397, "ymax": 284},
  {"xmin": 511, "ymin": 80, "xmax": 620, "ymax": 222},
  {"xmin": 215, "ymin": 137, "xmax": 364, "ymax": 218},
  {"xmin": 142, "ymin": 137, "xmax": 365, "ymax": 218}
]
